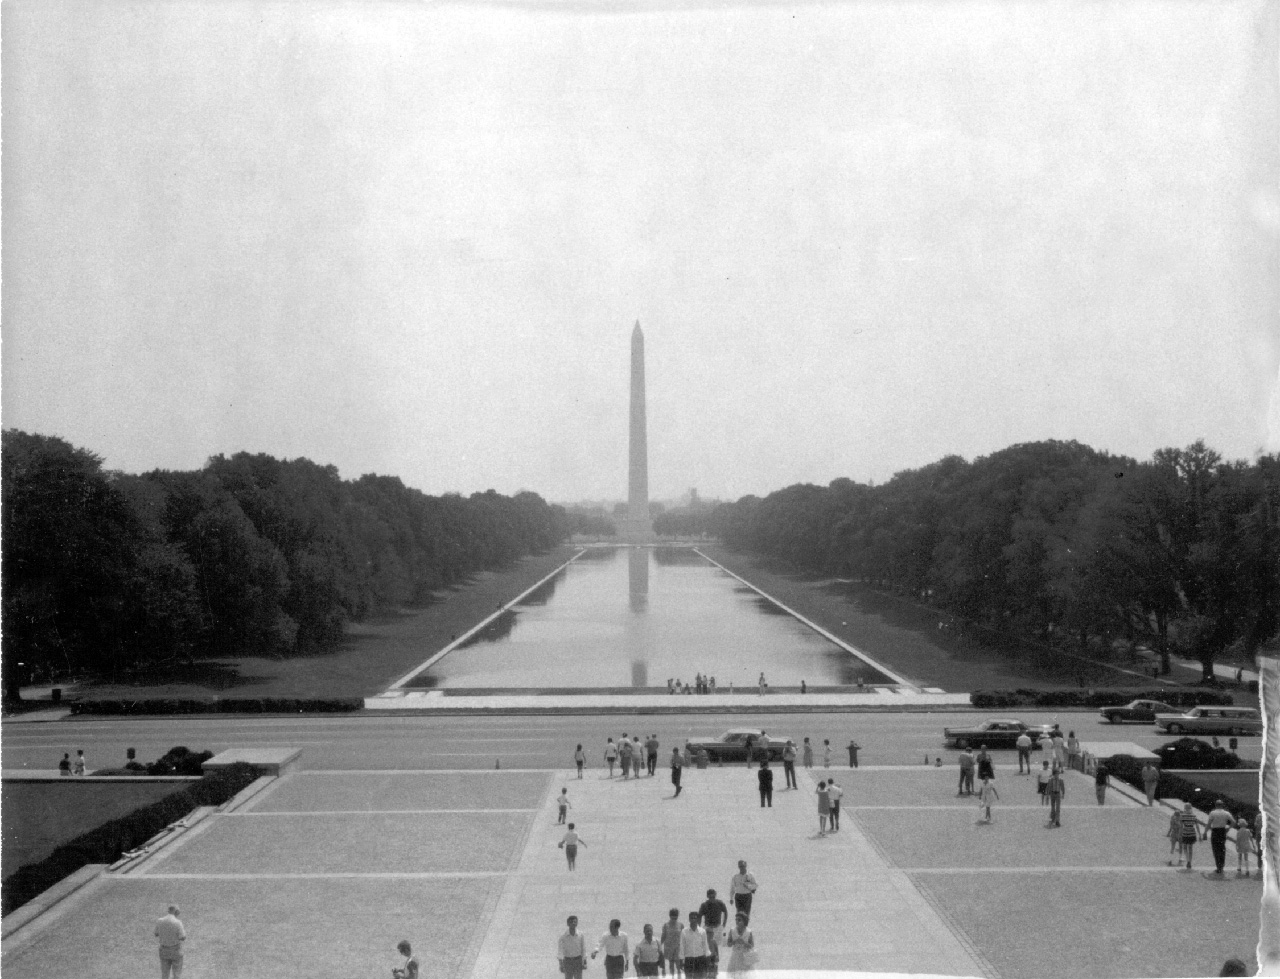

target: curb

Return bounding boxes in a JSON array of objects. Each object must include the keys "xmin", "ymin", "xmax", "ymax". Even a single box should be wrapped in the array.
[{"xmin": 1, "ymin": 864, "xmax": 107, "ymax": 941}]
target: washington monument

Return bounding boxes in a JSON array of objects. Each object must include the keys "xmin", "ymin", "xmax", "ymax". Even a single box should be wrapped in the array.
[{"xmin": 623, "ymin": 321, "xmax": 655, "ymax": 540}]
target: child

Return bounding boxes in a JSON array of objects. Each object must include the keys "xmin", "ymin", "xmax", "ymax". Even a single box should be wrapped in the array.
[
  {"xmin": 74, "ymin": 750, "xmax": 86, "ymax": 776},
  {"xmin": 1176, "ymin": 802, "xmax": 1200, "ymax": 870},
  {"xmin": 823, "ymin": 739, "xmax": 832, "ymax": 769},
  {"xmin": 574, "ymin": 744, "xmax": 586, "ymax": 779},
  {"xmin": 559, "ymin": 823, "xmax": 586, "ymax": 871},
  {"xmin": 977, "ymin": 776, "xmax": 999, "ymax": 823},
  {"xmin": 1037, "ymin": 760, "xmax": 1050, "ymax": 805},
  {"xmin": 1235, "ymin": 818, "xmax": 1256, "ymax": 878},
  {"xmin": 557, "ymin": 788, "xmax": 572, "ymax": 824},
  {"xmin": 1166, "ymin": 809, "xmax": 1182, "ymax": 866},
  {"xmin": 660, "ymin": 908, "xmax": 683, "ymax": 977},
  {"xmin": 604, "ymin": 738, "xmax": 618, "ymax": 777}
]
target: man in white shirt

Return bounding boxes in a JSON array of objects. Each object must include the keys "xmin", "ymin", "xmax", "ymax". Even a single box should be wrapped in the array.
[
  {"xmin": 728, "ymin": 860, "xmax": 758, "ymax": 919},
  {"xmin": 679, "ymin": 911, "xmax": 710, "ymax": 978},
  {"xmin": 826, "ymin": 778, "xmax": 844, "ymax": 831},
  {"xmin": 154, "ymin": 904, "xmax": 186, "ymax": 979},
  {"xmin": 558, "ymin": 915, "xmax": 587, "ymax": 979},
  {"xmin": 592, "ymin": 919, "xmax": 630, "ymax": 979},
  {"xmin": 1015, "ymin": 733, "xmax": 1032, "ymax": 774}
]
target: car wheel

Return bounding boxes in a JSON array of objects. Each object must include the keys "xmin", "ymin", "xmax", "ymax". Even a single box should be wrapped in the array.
[
  {"xmin": 1168, "ymin": 724, "xmax": 1182, "ymax": 734},
  {"xmin": 1107, "ymin": 714, "xmax": 1118, "ymax": 724},
  {"xmin": 706, "ymin": 751, "xmax": 718, "ymax": 764}
]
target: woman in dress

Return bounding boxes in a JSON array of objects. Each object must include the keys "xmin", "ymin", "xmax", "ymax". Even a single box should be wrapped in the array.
[
  {"xmin": 816, "ymin": 780, "xmax": 831, "ymax": 836},
  {"xmin": 802, "ymin": 738, "xmax": 814, "ymax": 769},
  {"xmin": 1066, "ymin": 731, "xmax": 1081, "ymax": 771},
  {"xmin": 660, "ymin": 909, "xmax": 683, "ymax": 977},
  {"xmin": 725, "ymin": 912, "xmax": 755, "ymax": 977}
]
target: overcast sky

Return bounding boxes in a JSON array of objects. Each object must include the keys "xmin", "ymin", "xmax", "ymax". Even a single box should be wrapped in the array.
[{"xmin": 3, "ymin": 0, "xmax": 1277, "ymax": 504}]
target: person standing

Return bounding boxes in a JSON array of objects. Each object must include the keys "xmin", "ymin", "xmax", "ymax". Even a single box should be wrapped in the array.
[
  {"xmin": 661, "ymin": 909, "xmax": 684, "ymax": 977},
  {"xmin": 1015, "ymin": 733, "xmax": 1032, "ymax": 775},
  {"xmin": 782, "ymin": 741, "xmax": 797, "ymax": 789},
  {"xmin": 801, "ymin": 738, "xmax": 814, "ymax": 769},
  {"xmin": 1166, "ymin": 809, "xmax": 1183, "ymax": 865},
  {"xmin": 709, "ymin": 677, "xmax": 716, "ymax": 694},
  {"xmin": 592, "ymin": 920, "xmax": 631, "ymax": 979},
  {"xmin": 975, "ymin": 747, "xmax": 994, "ymax": 783},
  {"xmin": 680, "ymin": 912, "xmax": 710, "ymax": 979},
  {"xmin": 846, "ymin": 739, "xmax": 860, "ymax": 768},
  {"xmin": 647, "ymin": 734, "xmax": 660, "ymax": 776},
  {"xmin": 557, "ymin": 788, "xmax": 572, "ymax": 824},
  {"xmin": 635, "ymin": 925, "xmax": 664, "ymax": 977},
  {"xmin": 826, "ymin": 778, "xmax": 843, "ymax": 832},
  {"xmin": 816, "ymin": 781, "xmax": 830, "ymax": 836},
  {"xmin": 604, "ymin": 738, "xmax": 618, "ymax": 777},
  {"xmin": 1066, "ymin": 731, "xmax": 1081, "ymax": 771},
  {"xmin": 559, "ymin": 824, "xmax": 586, "ymax": 871},
  {"xmin": 958, "ymin": 749, "xmax": 975, "ymax": 796},
  {"xmin": 392, "ymin": 940, "xmax": 420, "ymax": 979},
  {"xmin": 1051, "ymin": 729, "xmax": 1067, "ymax": 771},
  {"xmin": 757, "ymin": 760, "xmax": 774, "ymax": 808},
  {"xmin": 822, "ymin": 739, "xmax": 832, "ymax": 769},
  {"xmin": 155, "ymin": 904, "xmax": 187, "ymax": 979},
  {"xmin": 1206, "ymin": 801, "xmax": 1233, "ymax": 876},
  {"xmin": 575, "ymin": 744, "xmax": 587, "ymax": 779},
  {"xmin": 633, "ymin": 737, "xmax": 644, "ymax": 779},
  {"xmin": 58, "ymin": 753, "xmax": 71, "ymax": 777},
  {"xmin": 729, "ymin": 860, "xmax": 758, "ymax": 920},
  {"xmin": 620, "ymin": 736, "xmax": 634, "ymax": 780},
  {"xmin": 757, "ymin": 673, "xmax": 766, "ymax": 696},
  {"xmin": 1036, "ymin": 760, "xmax": 1050, "ymax": 805},
  {"xmin": 757, "ymin": 731, "xmax": 771, "ymax": 767},
  {"xmin": 74, "ymin": 749, "xmax": 87, "ymax": 776},
  {"xmin": 1045, "ymin": 767, "xmax": 1065, "ymax": 827},
  {"xmin": 724, "ymin": 912, "xmax": 755, "ymax": 978},
  {"xmin": 1235, "ymin": 818, "xmax": 1256, "ymax": 877},
  {"xmin": 671, "ymin": 746, "xmax": 684, "ymax": 797},
  {"xmin": 1141, "ymin": 761, "xmax": 1159, "ymax": 805},
  {"xmin": 698, "ymin": 890, "xmax": 729, "ymax": 974},
  {"xmin": 976, "ymin": 777, "xmax": 1000, "ymax": 824},
  {"xmin": 559, "ymin": 917, "xmax": 588, "ymax": 979},
  {"xmin": 1094, "ymin": 762, "xmax": 1110, "ymax": 805},
  {"xmin": 744, "ymin": 732, "xmax": 756, "ymax": 769}
]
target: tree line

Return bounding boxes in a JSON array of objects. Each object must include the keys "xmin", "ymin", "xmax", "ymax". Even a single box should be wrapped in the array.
[
  {"xmin": 1, "ymin": 429, "xmax": 569, "ymax": 699},
  {"xmin": 706, "ymin": 439, "xmax": 1280, "ymax": 680}
]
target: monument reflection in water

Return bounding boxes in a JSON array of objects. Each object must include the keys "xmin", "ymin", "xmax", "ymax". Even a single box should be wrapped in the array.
[{"xmin": 410, "ymin": 547, "xmax": 891, "ymax": 691}]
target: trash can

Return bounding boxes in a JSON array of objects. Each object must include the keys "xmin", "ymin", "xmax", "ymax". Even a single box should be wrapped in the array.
[{"xmin": 51, "ymin": 688, "xmax": 61, "ymax": 704}]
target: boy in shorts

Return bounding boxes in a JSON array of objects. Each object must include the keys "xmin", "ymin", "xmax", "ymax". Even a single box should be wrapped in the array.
[
  {"xmin": 557, "ymin": 788, "xmax": 571, "ymax": 824},
  {"xmin": 1037, "ymin": 760, "xmax": 1050, "ymax": 804},
  {"xmin": 559, "ymin": 824, "xmax": 586, "ymax": 870}
]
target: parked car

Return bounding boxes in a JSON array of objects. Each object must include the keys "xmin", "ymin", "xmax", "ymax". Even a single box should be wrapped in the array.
[
  {"xmin": 1153, "ymin": 706, "xmax": 1262, "ymax": 736},
  {"xmin": 1098, "ymin": 700, "xmax": 1179, "ymax": 724},
  {"xmin": 686, "ymin": 729, "xmax": 793, "ymax": 763},
  {"xmin": 942, "ymin": 719, "xmax": 1052, "ymax": 750},
  {"xmin": 1152, "ymin": 738, "xmax": 1241, "ymax": 770}
]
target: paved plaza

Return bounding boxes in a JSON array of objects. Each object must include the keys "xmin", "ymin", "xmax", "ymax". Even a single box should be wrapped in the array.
[{"xmin": 1, "ymin": 755, "xmax": 1264, "ymax": 978}]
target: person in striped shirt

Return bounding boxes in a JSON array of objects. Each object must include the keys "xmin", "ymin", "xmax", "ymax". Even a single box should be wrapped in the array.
[{"xmin": 1176, "ymin": 802, "xmax": 1202, "ymax": 871}]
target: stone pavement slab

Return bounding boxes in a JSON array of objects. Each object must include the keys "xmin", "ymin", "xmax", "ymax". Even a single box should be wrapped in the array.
[
  {"xmin": 470, "ymin": 766, "xmax": 990, "ymax": 979},
  {"xmin": 253, "ymin": 770, "xmax": 550, "ymax": 812}
]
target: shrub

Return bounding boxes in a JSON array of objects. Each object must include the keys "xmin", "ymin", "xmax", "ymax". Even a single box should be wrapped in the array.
[
  {"xmin": 1106, "ymin": 755, "xmax": 1258, "ymax": 825},
  {"xmin": 1, "ymin": 762, "xmax": 260, "ymax": 917},
  {"xmin": 969, "ymin": 688, "xmax": 1233, "ymax": 709},
  {"xmin": 68, "ymin": 697, "xmax": 363, "ymax": 716}
]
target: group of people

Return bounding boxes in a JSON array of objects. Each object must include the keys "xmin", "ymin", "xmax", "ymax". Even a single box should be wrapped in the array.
[
  {"xmin": 1166, "ymin": 802, "xmax": 1262, "ymax": 877},
  {"xmin": 597, "ymin": 734, "xmax": 663, "ymax": 779},
  {"xmin": 57, "ymin": 749, "xmax": 87, "ymax": 776},
  {"xmin": 670, "ymin": 675, "xmax": 718, "ymax": 695},
  {"xmin": 557, "ymin": 862, "xmax": 761, "ymax": 979}
]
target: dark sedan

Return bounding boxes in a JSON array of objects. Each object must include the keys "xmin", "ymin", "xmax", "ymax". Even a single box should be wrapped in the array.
[
  {"xmin": 686, "ymin": 729, "xmax": 793, "ymax": 763},
  {"xmin": 942, "ymin": 719, "xmax": 1052, "ymax": 750},
  {"xmin": 1098, "ymin": 699, "xmax": 1179, "ymax": 724},
  {"xmin": 1153, "ymin": 738, "xmax": 1241, "ymax": 770}
]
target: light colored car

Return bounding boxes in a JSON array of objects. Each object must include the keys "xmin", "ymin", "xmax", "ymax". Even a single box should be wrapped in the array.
[{"xmin": 1153, "ymin": 706, "xmax": 1262, "ymax": 736}]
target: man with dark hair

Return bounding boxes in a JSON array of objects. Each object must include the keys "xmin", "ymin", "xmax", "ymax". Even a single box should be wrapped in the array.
[
  {"xmin": 679, "ymin": 912, "xmax": 709, "ymax": 979},
  {"xmin": 757, "ymin": 760, "xmax": 774, "ymax": 807},
  {"xmin": 558, "ymin": 917, "xmax": 587, "ymax": 979},
  {"xmin": 729, "ymin": 861, "xmax": 757, "ymax": 919},
  {"xmin": 698, "ymin": 890, "xmax": 729, "ymax": 975},
  {"xmin": 393, "ymin": 940, "xmax": 420, "ymax": 979},
  {"xmin": 592, "ymin": 919, "xmax": 630, "ymax": 979},
  {"xmin": 1206, "ymin": 800, "xmax": 1234, "ymax": 876}
]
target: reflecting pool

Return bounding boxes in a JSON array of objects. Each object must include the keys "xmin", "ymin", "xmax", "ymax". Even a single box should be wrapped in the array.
[{"xmin": 407, "ymin": 547, "xmax": 894, "ymax": 690}]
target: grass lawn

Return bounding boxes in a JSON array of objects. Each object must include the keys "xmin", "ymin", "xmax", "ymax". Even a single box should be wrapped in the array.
[{"xmin": 71, "ymin": 547, "xmax": 577, "ymax": 702}]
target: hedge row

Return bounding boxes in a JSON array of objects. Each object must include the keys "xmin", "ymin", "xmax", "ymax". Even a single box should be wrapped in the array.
[
  {"xmin": 2, "ymin": 762, "xmax": 260, "ymax": 917},
  {"xmin": 68, "ymin": 697, "xmax": 363, "ymax": 716},
  {"xmin": 1105, "ymin": 755, "xmax": 1259, "ymax": 825},
  {"xmin": 969, "ymin": 688, "xmax": 1234, "ymax": 709}
]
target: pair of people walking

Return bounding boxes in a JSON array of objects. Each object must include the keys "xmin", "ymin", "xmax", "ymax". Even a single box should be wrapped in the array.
[{"xmin": 815, "ymin": 780, "xmax": 842, "ymax": 835}]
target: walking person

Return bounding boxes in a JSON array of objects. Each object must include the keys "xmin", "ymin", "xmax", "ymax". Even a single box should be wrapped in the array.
[
  {"xmin": 757, "ymin": 760, "xmax": 774, "ymax": 807},
  {"xmin": 801, "ymin": 738, "xmax": 814, "ymax": 769},
  {"xmin": 744, "ymin": 732, "xmax": 756, "ymax": 769},
  {"xmin": 1066, "ymin": 731, "xmax": 1081, "ymax": 771},
  {"xmin": 679, "ymin": 912, "xmax": 710, "ymax": 979},
  {"xmin": 559, "ymin": 917, "xmax": 588, "ymax": 979},
  {"xmin": 155, "ymin": 904, "xmax": 187, "ymax": 979},
  {"xmin": 605, "ymin": 738, "xmax": 618, "ymax": 777},
  {"xmin": 620, "ymin": 736, "xmax": 634, "ymax": 780},
  {"xmin": 1176, "ymin": 802, "xmax": 1201, "ymax": 870},
  {"xmin": 392, "ymin": 940, "xmax": 420, "ymax": 979},
  {"xmin": 592, "ymin": 920, "xmax": 631, "ymax": 979},
  {"xmin": 1015, "ymin": 733, "xmax": 1032, "ymax": 774},
  {"xmin": 74, "ymin": 749, "xmax": 87, "ymax": 776},
  {"xmin": 724, "ymin": 912, "xmax": 756, "ymax": 978},
  {"xmin": 646, "ymin": 734, "xmax": 660, "ymax": 776},
  {"xmin": 1051, "ymin": 729, "xmax": 1067, "ymax": 771},
  {"xmin": 559, "ymin": 823, "xmax": 586, "ymax": 871},
  {"xmin": 1206, "ymin": 800, "xmax": 1233, "ymax": 877},
  {"xmin": 781, "ymin": 741, "xmax": 797, "ymax": 788},
  {"xmin": 1235, "ymin": 818, "xmax": 1256, "ymax": 877},
  {"xmin": 958, "ymin": 749, "xmax": 976, "ymax": 796},
  {"xmin": 575, "ymin": 744, "xmax": 587, "ymax": 779},
  {"xmin": 826, "ymin": 777, "xmax": 843, "ymax": 831},
  {"xmin": 661, "ymin": 909, "xmax": 684, "ymax": 977},
  {"xmin": 1141, "ymin": 761, "xmax": 1159, "ymax": 806},
  {"xmin": 671, "ymin": 746, "xmax": 684, "ymax": 797},
  {"xmin": 557, "ymin": 788, "xmax": 572, "ymax": 824},
  {"xmin": 636, "ymin": 925, "xmax": 664, "ymax": 977},
  {"xmin": 1046, "ymin": 766, "xmax": 1065, "ymax": 827},
  {"xmin": 975, "ymin": 746, "xmax": 994, "ymax": 783},
  {"xmin": 58, "ymin": 753, "xmax": 71, "ymax": 776},
  {"xmin": 816, "ymin": 781, "xmax": 831, "ymax": 836},
  {"xmin": 822, "ymin": 739, "xmax": 832, "ymax": 769},
  {"xmin": 698, "ymin": 890, "xmax": 729, "ymax": 975},
  {"xmin": 846, "ymin": 739, "xmax": 860, "ymax": 768},
  {"xmin": 1094, "ymin": 761, "xmax": 1110, "ymax": 805},
  {"xmin": 632, "ymin": 736, "xmax": 644, "ymax": 780},
  {"xmin": 976, "ymin": 776, "xmax": 1000, "ymax": 824},
  {"xmin": 1037, "ymin": 760, "xmax": 1050, "ymax": 805},
  {"xmin": 729, "ymin": 860, "xmax": 758, "ymax": 920}
]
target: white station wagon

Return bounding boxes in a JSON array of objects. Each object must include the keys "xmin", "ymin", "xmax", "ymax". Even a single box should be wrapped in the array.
[{"xmin": 1153, "ymin": 706, "xmax": 1262, "ymax": 736}]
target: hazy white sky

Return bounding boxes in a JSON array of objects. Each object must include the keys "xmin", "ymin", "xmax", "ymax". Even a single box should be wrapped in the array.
[{"xmin": 3, "ymin": 0, "xmax": 1277, "ymax": 503}]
